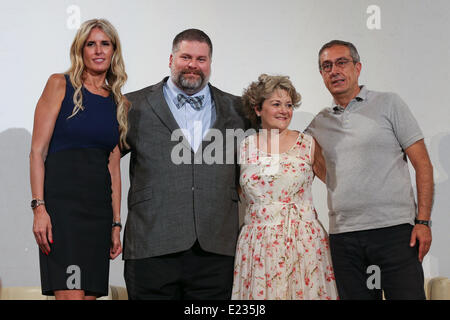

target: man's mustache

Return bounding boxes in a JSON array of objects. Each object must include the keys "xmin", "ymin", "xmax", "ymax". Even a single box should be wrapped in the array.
[{"xmin": 181, "ymin": 69, "xmax": 204, "ymax": 77}]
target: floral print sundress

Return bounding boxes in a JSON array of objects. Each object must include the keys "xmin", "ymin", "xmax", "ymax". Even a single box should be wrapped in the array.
[{"xmin": 232, "ymin": 132, "xmax": 338, "ymax": 300}]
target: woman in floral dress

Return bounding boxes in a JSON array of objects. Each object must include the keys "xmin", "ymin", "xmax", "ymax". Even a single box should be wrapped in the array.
[{"xmin": 232, "ymin": 74, "xmax": 338, "ymax": 300}]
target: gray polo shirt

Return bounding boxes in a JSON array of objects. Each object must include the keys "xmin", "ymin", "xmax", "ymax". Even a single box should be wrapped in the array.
[{"xmin": 305, "ymin": 86, "xmax": 423, "ymax": 234}]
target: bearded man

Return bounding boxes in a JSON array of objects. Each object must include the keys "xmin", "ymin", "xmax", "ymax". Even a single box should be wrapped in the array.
[{"xmin": 122, "ymin": 29, "xmax": 249, "ymax": 300}]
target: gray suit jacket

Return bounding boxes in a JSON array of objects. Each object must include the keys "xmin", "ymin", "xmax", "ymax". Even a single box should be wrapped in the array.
[{"xmin": 122, "ymin": 77, "xmax": 250, "ymax": 259}]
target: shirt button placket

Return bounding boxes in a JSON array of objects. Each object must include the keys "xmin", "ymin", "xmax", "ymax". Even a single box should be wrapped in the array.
[{"xmin": 343, "ymin": 112, "xmax": 350, "ymax": 128}]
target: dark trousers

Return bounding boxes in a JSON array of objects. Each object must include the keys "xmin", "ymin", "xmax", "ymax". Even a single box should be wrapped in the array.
[
  {"xmin": 329, "ymin": 224, "xmax": 426, "ymax": 300},
  {"xmin": 124, "ymin": 241, "xmax": 234, "ymax": 300}
]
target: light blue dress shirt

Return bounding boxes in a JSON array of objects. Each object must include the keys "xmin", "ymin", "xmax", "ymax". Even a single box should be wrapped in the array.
[{"xmin": 163, "ymin": 77, "xmax": 216, "ymax": 153}]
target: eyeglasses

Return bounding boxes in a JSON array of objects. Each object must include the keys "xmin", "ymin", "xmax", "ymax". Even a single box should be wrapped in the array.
[{"xmin": 320, "ymin": 58, "xmax": 354, "ymax": 73}]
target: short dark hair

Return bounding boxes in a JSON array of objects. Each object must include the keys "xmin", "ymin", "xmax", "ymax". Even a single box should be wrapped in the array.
[
  {"xmin": 172, "ymin": 28, "xmax": 213, "ymax": 57},
  {"xmin": 318, "ymin": 40, "xmax": 360, "ymax": 70}
]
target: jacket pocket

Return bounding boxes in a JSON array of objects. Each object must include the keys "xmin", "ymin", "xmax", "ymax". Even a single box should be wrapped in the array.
[{"xmin": 129, "ymin": 186, "xmax": 153, "ymax": 207}]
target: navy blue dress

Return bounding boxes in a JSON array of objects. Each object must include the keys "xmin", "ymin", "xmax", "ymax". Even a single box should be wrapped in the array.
[{"xmin": 40, "ymin": 74, "xmax": 119, "ymax": 297}]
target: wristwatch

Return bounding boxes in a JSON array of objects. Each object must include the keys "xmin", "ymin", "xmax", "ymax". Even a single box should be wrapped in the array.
[
  {"xmin": 31, "ymin": 199, "xmax": 45, "ymax": 210},
  {"xmin": 414, "ymin": 219, "xmax": 432, "ymax": 227}
]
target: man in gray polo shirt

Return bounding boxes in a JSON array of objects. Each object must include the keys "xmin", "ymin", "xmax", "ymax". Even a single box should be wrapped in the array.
[{"xmin": 305, "ymin": 40, "xmax": 434, "ymax": 300}]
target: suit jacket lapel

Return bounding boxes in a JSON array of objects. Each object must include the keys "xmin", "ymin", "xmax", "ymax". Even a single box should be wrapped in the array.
[
  {"xmin": 193, "ymin": 85, "xmax": 231, "ymax": 158},
  {"xmin": 146, "ymin": 77, "xmax": 192, "ymax": 151},
  {"xmin": 209, "ymin": 84, "xmax": 228, "ymax": 131}
]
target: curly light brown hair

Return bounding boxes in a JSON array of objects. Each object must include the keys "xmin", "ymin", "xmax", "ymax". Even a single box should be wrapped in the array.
[{"xmin": 242, "ymin": 74, "xmax": 301, "ymax": 128}]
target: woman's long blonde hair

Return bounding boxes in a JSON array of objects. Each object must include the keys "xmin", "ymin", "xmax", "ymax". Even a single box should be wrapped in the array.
[{"xmin": 67, "ymin": 18, "xmax": 130, "ymax": 149}]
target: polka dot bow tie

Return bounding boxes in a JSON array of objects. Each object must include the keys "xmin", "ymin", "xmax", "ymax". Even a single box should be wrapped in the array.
[{"xmin": 176, "ymin": 93, "xmax": 205, "ymax": 110}]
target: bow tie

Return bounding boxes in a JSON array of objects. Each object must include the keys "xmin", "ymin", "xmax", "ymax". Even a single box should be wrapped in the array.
[{"xmin": 176, "ymin": 94, "xmax": 205, "ymax": 110}]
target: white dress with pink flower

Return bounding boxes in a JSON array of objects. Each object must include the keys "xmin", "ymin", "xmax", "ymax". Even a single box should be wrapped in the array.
[{"xmin": 231, "ymin": 132, "xmax": 338, "ymax": 300}]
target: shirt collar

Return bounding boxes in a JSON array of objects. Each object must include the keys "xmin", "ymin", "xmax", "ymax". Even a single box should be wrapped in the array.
[
  {"xmin": 331, "ymin": 85, "xmax": 367, "ymax": 111},
  {"xmin": 356, "ymin": 85, "xmax": 368, "ymax": 101}
]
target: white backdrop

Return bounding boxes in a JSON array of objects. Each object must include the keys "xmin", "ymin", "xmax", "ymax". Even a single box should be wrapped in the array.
[{"xmin": 1, "ymin": 0, "xmax": 449, "ymax": 288}]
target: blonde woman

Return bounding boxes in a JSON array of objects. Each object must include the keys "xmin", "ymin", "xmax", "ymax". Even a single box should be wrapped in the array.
[
  {"xmin": 30, "ymin": 19, "xmax": 129, "ymax": 300},
  {"xmin": 232, "ymin": 74, "xmax": 338, "ymax": 300}
]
